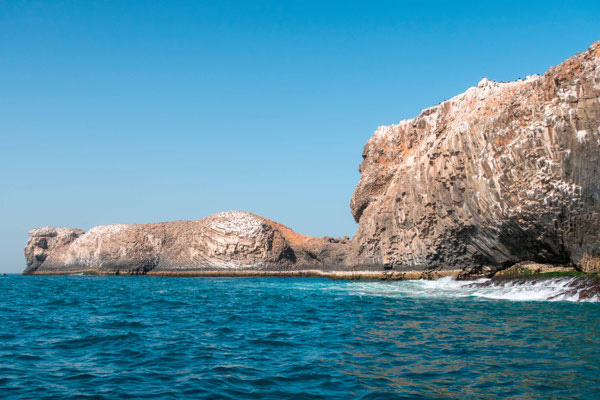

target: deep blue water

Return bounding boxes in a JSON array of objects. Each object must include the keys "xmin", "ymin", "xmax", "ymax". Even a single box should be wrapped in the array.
[{"xmin": 1, "ymin": 275, "xmax": 599, "ymax": 399}]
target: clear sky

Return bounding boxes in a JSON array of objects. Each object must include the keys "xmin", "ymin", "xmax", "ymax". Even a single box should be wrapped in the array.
[{"xmin": 1, "ymin": 1, "xmax": 599, "ymax": 273}]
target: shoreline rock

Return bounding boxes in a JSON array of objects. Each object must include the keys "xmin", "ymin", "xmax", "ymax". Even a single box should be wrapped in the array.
[
  {"xmin": 25, "ymin": 268, "xmax": 462, "ymax": 280},
  {"xmin": 491, "ymin": 262, "xmax": 577, "ymax": 279}
]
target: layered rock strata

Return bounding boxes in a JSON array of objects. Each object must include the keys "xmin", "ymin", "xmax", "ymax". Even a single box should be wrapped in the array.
[
  {"xmin": 350, "ymin": 41, "xmax": 600, "ymax": 273},
  {"xmin": 23, "ymin": 211, "xmax": 350, "ymax": 275}
]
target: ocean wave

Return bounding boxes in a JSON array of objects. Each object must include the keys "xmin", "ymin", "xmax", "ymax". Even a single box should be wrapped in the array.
[{"xmin": 347, "ymin": 276, "xmax": 600, "ymax": 303}]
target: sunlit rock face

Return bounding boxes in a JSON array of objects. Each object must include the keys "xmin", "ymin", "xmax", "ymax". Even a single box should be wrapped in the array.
[
  {"xmin": 24, "ymin": 227, "xmax": 85, "ymax": 271},
  {"xmin": 23, "ymin": 211, "xmax": 350, "ymax": 274},
  {"xmin": 350, "ymin": 41, "xmax": 600, "ymax": 272}
]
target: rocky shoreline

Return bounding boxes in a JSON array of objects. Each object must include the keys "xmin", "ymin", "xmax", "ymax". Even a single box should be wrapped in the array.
[
  {"xmin": 25, "ymin": 268, "xmax": 463, "ymax": 280},
  {"xmin": 23, "ymin": 41, "xmax": 600, "ymax": 279}
]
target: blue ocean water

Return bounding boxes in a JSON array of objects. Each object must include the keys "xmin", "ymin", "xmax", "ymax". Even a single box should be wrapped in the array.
[{"xmin": 0, "ymin": 275, "xmax": 599, "ymax": 399}]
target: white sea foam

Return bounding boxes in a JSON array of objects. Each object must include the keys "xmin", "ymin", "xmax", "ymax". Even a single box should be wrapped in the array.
[{"xmin": 345, "ymin": 276, "xmax": 599, "ymax": 303}]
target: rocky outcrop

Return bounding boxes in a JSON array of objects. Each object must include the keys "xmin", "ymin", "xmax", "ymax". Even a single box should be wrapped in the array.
[
  {"xmin": 491, "ymin": 262, "xmax": 576, "ymax": 279},
  {"xmin": 350, "ymin": 41, "xmax": 600, "ymax": 272},
  {"xmin": 23, "ymin": 211, "xmax": 350, "ymax": 275},
  {"xmin": 25, "ymin": 227, "xmax": 85, "ymax": 271},
  {"xmin": 23, "ymin": 41, "xmax": 600, "ymax": 277}
]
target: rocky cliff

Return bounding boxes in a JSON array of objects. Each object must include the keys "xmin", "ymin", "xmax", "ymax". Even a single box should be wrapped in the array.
[
  {"xmin": 23, "ymin": 211, "xmax": 350, "ymax": 275},
  {"xmin": 24, "ymin": 41, "xmax": 600, "ymax": 277},
  {"xmin": 350, "ymin": 41, "xmax": 600, "ymax": 273}
]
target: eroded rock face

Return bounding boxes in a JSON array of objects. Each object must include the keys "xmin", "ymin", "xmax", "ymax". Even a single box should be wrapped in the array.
[
  {"xmin": 350, "ymin": 41, "xmax": 600, "ymax": 271},
  {"xmin": 24, "ymin": 227, "xmax": 85, "ymax": 271},
  {"xmin": 23, "ymin": 211, "xmax": 350, "ymax": 274}
]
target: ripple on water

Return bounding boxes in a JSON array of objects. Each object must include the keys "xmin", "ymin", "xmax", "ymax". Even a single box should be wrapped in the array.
[{"xmin": 0, "ymin": 275, "xmax": 599, "ymax": 399}]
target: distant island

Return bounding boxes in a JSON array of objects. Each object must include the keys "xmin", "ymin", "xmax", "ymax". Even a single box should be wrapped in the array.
[{"xmin": 24, "ymin": 41, "xmax": 600, "ymax": 279}]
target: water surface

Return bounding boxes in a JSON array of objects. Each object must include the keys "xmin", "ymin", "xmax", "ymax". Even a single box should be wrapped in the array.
[{"xmin": 0, "ymin": 275, "xmax": 598, "ymax": 399}]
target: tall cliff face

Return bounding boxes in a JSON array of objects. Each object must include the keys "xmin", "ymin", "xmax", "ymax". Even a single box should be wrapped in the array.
[
  {"xmin": 23, "ymin": 211, "xmax": 350, "ymax": 275},
  {"xmin": 350, "ymin": 41, "xmax": 600, "ymax": 271}
]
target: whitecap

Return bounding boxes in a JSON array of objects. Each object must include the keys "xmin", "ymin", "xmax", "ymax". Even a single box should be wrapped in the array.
[{"xmin": 343, "ymin": 276, "xmax": 599, "ymax": 303}]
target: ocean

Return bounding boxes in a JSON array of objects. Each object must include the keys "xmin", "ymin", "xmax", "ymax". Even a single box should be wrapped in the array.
[{"xmin": 0, "ymin": 275, "xmax": 599, "ymax": 399}]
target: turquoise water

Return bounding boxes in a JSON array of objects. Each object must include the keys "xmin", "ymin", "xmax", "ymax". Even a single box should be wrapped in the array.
[{"xmin": 1, "ymin": 275, "xmax": 599, "ymax": 399}]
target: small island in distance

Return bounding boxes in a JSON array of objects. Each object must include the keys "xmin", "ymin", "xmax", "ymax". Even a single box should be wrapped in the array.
[{"xmin": 24, "ymin": 41, "xmax": 600, "ymax": 281}]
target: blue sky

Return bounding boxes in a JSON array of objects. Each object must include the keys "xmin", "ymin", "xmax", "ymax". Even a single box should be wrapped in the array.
[{"xmin": 1, "ymin": 1, "xmax": 599, "ymax": 272}]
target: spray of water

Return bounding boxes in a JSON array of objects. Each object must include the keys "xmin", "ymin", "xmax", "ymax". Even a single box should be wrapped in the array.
[{"xmin": 346, "ymin": 276, "xmax": 600, "ymax": 303}]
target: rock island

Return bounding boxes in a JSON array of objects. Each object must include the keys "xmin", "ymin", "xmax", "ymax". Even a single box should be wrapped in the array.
[{"xmin": 24, "ymin": 41, "xmax": 600, "ymax": 279}]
